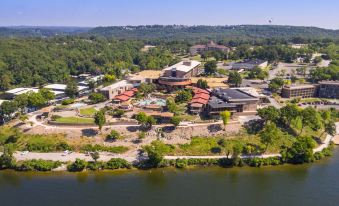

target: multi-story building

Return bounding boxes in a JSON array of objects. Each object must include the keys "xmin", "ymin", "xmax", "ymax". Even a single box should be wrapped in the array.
[
  {"xmin": 317, "ymin": 81, "xmax": 339, "ymax": 99},
  {"xmin": 281, "ymin": 84, "xmax": 316, "ymax": 98},
  {"xmin": 190, "ymin": 41, "xmax": 230, "ymax": 56},
  {"xmin": 158, "ymin": 60, "xmax": 201, "ymax": 88},
  {"xmin": 99, "ymin": 80, "xmax": 134, "ymax": 99},
  {"xmin": 206, "ymin": 88, "xmax": 259, "ymax": 117}
]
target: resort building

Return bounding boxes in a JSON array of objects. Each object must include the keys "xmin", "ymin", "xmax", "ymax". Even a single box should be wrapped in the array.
[
  {"xmin": 99, "ymin": 80, "xmax": 134, "ymax": 100},
  {"xmin": 190, "ymin": 41, "xmax": 230, "ymax": 56},
  {"xmin": 206, "ymin": 88, "xmax": 259, "ymax": 117},
  {"xmin": 231, "ymin": 59, "xmax": 268, "ymax": 71},
  {"xmin": 317, "ymin": 81, "xmax": 339, "ymax": 99},
  {"xmin": 44, "ymin": 84, "xmax": 88, "ymax": 98},
  {"xmin": 159, "ymin": 60, "xmax": 201, "ymax": 88},
  {"xmin": 281, "ymin": 84, "xmax": 316, "ymax": 98},
  {"xmin": 189, "ymin": 87, "xmax": 210, "ymax": 114},
  {"xmin": 4, "ymin": 88, "xmax": 39, "ymax": 99},
  {"xmin": 127, "ymin": 70, "xmax": 162, "ymax": 87},
  {"xmin": 112, "ymin": 88, "xmax": 138, "ymax": 104}
]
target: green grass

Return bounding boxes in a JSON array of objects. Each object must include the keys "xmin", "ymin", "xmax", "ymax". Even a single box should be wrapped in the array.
[
  {"xmin": 55, "ymin": 117, "xmax": 94, "ymax": 124},
  {"xmin": 79, "ymin": 107, "xmax": 97, "ymax": 117}
]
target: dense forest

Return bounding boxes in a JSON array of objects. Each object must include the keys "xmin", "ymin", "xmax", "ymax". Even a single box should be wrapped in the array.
[
  {"xmin": 1, "ymin": 25, "xmax": 339, "ymax": 41},
  {"xmin": 0, "ymin": 37, "xmax": 179, "ymax": 91}
]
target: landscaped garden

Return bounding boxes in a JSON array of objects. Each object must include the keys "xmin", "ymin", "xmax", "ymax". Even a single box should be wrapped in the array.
[
  {"xmin": 54, "ymin": 116, "xmax": 95, "ymax": 124},
  {"xmin": 79, "ymin": 107, "xmax": 97, "ymax": 117}
]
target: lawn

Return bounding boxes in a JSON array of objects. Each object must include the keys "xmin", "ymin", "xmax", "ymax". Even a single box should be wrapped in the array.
[
  {"xmin": 55, "ymin": 117, "xmax": 95, "ymax": 124},
  {"xmin": 79, "ymin": 107, "xmax": 97, "ymax": 116}
]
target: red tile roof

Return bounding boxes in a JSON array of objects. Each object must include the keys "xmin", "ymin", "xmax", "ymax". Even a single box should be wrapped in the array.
[
  {"xmin": 114, "ymin": 95, "xmax": 130, "ymax": 101},
  {"xmin": 190, "ymin": 98, "xmax": 209, "ymax": 105},
  {"xmin": 122, "ymin": 90, "xmax": 135, "ymax": 97},
  {"xmin": 193, "ymin": 93, "xmax": 210, "ymax": 100}
]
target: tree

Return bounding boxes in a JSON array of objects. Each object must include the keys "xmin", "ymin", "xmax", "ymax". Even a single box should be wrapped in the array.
[
  {"xmin": 0, "ymin": 101, "xmax": 18, "ymax": 122},
  {"xmin": 19, "ymin": 114, "xmax": 28, "ymax": 123},
  {"xmin": 143, "ymin": 140, "xmax": 172, "ymax": 167},
  {"xmin": 166, "ymin": 97, "xmax": 178, "ymax": 113},
  {"xmin": 67, "ymin": 158, "xmax": 87, "ymax": 172},
  {"xmin": 170, "ymin": 116, "xmax": 182, "ymax": 127},
  {"xmin": 280, "ymin": 104, "xmax": 300, "ymax": 126},
  {"xmin": 90, "ymin": 151, "xmax": 100, "ymax": 162},
  {"xmin": 300, "ymin": 107, "xmax": 322, "ymax": 135},
  {"xmin": 196, "ymin": 79, "xmax": 208, "ymax": 89},
  {"xmin": 39, "ymin": 88, "xmax": 55, "ymax": 101},
  {"xmin": 27, "ymin": 92, "xmax": 46, "ymax": 108},
  {"xmin": 248, "ymin": 66, "xmax": 268, "ymax": 80},
  {"xmin": 0, "ymin": 148, "xmax": 16, "ymax": 169},
  {"xmin": 135, "ymin": 112, "xmax": 156, "ymax": 130},
  {"xmin": 139, "ymin": 83, "xmax": 156, "ymax": 95},
  {"xmin": 112, "ymin": 108, "xmax": 125, "ymax": 118},
  {"xmin": 175, "ymin": 89, "xmax": 192, "ymax": 103},
  {"xmin": 204, "ymin": 60, "xmax": 217, "ymax": 75},
  {"xmin": 103, "ymin": 74, "xmax": 116, "ymax": 83},
  {"xmin": 220, "ymin": 110, "xmax": 231, "ymax": 130},
  {"xmin": 260, "ymin": 122, "xmax": 280, "ymax": 152},
  {"xmin": 323, "ymin": 121, "xmax": 336, "ymax": 137},
  {"xmin": 89, "ymin": 92, "xmax": 107, "ymax": 104},
  {"xmin": 257, "ymin": 106, "xmax": 280, "ymax": 124},
  {"xmin": 228, "ymin": 71, "xmax": 242, "ymax": 87},
  {"xmin": 94, "ymin": 111, "xmax": 106, "ymax": 131},
  {"xmin": 65, "ymin": 78, "xmax": 78, "ymax": 98},
  {"xmin": 269, "ymin": 77, "xmax": 284, "ymax": 93},
  {"xmin": 284, "ymin": 136, "xmax": 316, "ymax": 164}
]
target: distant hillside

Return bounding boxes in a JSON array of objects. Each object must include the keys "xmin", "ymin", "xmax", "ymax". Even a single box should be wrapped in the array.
[
  {"xmin": 0, "ymin": 26, "xmax": 91, "ymax": 37},
  {"xmin": 87, "ymin": 25, "xmax": 339, "ymax": 41}
]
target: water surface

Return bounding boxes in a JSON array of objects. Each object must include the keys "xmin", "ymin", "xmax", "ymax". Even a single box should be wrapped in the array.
[{"xmin": 1, "ymin": 150, "xmax": 339, "ymax": 206}]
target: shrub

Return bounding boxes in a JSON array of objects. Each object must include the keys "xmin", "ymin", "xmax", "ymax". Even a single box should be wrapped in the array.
[
  {"xmin": 106, "ymin": 130, "xmax": 123, "ymax": 141},
  {"xmin": 89, "ymin": 92, "xmax": 107, "ymax": 104},
  {"xmin": 16, "ymin": 159, "xmax": 61, "ymax": 171},
  {"xmin": 0, "ymin": 152, "xmax": 16, "ymax": 169},
  {"xmin": 80, "ymin": 144, "xmax": 129, "ymax": 153},
  {"xmin": 86, "ymin": 161, "xmax": 104, "ymax": 171},
  {"xmin": 175, "ymin": 158, "xmax": 188, "ymax": 168},
  {"xmin": 61, "ymin": 99, "xmax": 75, "ymax": 105},
  {"xmin": 67, "ymin": 158, "xmax": 87, "ymax": 172},
  {"xmin": 105, "ymin": 158, "xmax": 131, "ymax": 169}
]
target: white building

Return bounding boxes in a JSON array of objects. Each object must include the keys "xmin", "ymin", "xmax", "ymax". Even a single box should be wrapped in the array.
[
  {"xmin": 99, "ymin": 80, "xmax": 134, "ymax": 99},
  {"xmin": 5, "ymin": 88, "xmax": 39, "ymax": 99}
]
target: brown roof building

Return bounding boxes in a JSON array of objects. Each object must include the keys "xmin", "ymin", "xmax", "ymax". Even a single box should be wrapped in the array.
[
  {"xmin": 281, "ymin": 84, "xmax": 317, "ymax": 98},
  {"xmin": 190, "ymin": 41, "xmax": 230, "ymax": 56}
]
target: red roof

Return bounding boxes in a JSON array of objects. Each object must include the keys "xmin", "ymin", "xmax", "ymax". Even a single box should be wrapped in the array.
[
  {"xmin": 131, "ymin": 88, "xmax": 138, "ymax": 92},
  {"xmin": 114, "ymin": 95, "xmax": 130, "ymax": 101},
  {"xmin": 191, "ymin": 87, "xmax": 209, "ymax": 94},
  {"xmin": 193, "ymin": 93, "xmax": 210, "ymax": 100},
  {"xmin": 122, "ymin": 90, "xmax": 135, "ymax": 97},
  {"xmin": 190, "ymin": 98, "xmax": 209, "ymax": 105}
]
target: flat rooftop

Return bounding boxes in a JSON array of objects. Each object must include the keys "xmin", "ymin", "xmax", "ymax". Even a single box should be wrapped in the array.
[
  {"xmin": 283, "ymin": 84, "xmax": 316, "ymax": 90},
  {"xmin": 163, "ymin": 60, "xmax": 201, "ymax": 73},
  {"xmin": 214, "ymin": 88, "xmax": 258, "ymax": 101},
  {"xmin": 318, "ymin": 81, "xmax": 339, "ymax": 85},
  {"xmin": 44, "ymin": 84, "xmax": 88, "ymax": 91},
  {"xmin": 208, "ymin": 96, "xmax": 237, "ymax": 109},
  {"xmin": 129, "ymin": 70, "xmax": 162, "ymax": 79},
  {"xmin": 100, "ymin": 80, "xmax": 133, "ymax": 91},
  {"xmin": 5, "ymin": 88, "xmax": 39, "ymax": 95}
]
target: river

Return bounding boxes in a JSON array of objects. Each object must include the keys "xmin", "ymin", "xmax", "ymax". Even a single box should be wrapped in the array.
[{"xmin": 1, "ymin": 149, "xmax": 339, "ymax": 206}]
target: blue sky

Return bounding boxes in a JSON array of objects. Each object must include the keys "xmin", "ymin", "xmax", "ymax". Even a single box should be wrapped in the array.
[{"xmin": 0, "ymin": 0, "xmax": 338, "ymax": 29}]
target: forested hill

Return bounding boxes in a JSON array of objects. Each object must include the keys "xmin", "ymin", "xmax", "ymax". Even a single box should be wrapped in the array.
[
  {"xmin": 0, "ymin": 26, "xmax": 91, "ymax": 37},
  {"xmin": 87, "ymin": 25, "xmax": 339, "ymax": 41},
  {"xmin": 1, "ymin": 25, "xmax": 339, "ymax": 40}
]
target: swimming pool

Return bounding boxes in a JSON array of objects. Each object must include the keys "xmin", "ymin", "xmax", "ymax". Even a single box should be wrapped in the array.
[{"xmin": 137, "ymin": 98, "xmax": 166, "ymax": 107}]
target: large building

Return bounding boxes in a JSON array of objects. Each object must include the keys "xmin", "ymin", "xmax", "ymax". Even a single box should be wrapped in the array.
[
  {"xmin": 43, "ymin": 84, "xmax": 89, "ymax": 99},
  {"xmin": 158, "ymin": 60, "xmax": 201, "ymax": 88},
  {"xmin": 4, "ymin": 88, "xmax": 39, "ymax": 99},
  {"xmin": 281, "ymin": 84, "xmax": 317, "ymax": 98},
  {"xmin": 190, "ymin": 41, "xmax": 230, "ymax": 56},
  {"xmin": 99, "ymin": 80, "xmax": 134, "ymax": 99},
  {"xmin": 231, "ymin": 59, "xmax": 268, "ymax": 71},
  {"xmin": 206, "ymin": 88, "xmax": 259, "ymax": 117},
  {"xmin": 127, "ymin": 70, "xmax": 162, "ymax": 87},
  {"xmin": 317, "ymin": 81, "xmax": 339, "ymax": 99}
]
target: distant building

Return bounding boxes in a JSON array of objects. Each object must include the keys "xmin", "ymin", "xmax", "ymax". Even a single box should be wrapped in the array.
[
  {"xmin": 317, "ymin": 81, "xmax": 339, "ymax": 99},
  {"xmin": 159, "ymin": 60, "xmax": 201, "ymax": 88},
  {"xmin": 78, "ymin": 75, "xmax": 104, "ymax": 86},
  {"xmin": 190, "ymin": 41, "xmax": 230, "ymax": 56},
  {"xmin": 127, "ymin": 70, "xmax": 162, "ymax": 87},
  {"xmin": 281, "ymin": 84, "xmax": 316, "ymax": 98},
  {"xmin": 44, "ymin": 84, "xmax": 88, "ymax": 98},
  {"xmin": 4, "ymin": 88, "xmax": 39, "ymax": 99},
  {"xmin": 231, "ymin": 59, "xmax": 268, "ymax": 71},
  {"xmin": 207, "ymin": 88, "xmax": 259, "ymax": 117},
  {"xmin": 99, "ymin": 80, "xmax": 134, "ymax": 99}
]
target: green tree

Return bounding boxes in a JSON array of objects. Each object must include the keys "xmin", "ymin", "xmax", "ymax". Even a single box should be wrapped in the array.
[
  {"xmin": 94, "ymin": 111, "xmax": 106, "ymax": 131},
  {"xmin": 65, "ymin": 78, "xmax": 79, "ymax": 98},
  {"xmin": 228, "ymin": 71, "xmax": 242, "ymax": 87},
  {"xmin": 204, "ymin": 60, "xmax": 217, "ymax": 75},
  {"xmin": 170, "ymin": 116, "xmax": 182, "ymax": 127},
  {"xmin": 269, "ymin": 77, "xmax": 284, "ymax": 93},
  {"xmin": 300, "ymin": 107, "xmax": 322, "ymax": 135},
  {"xmin": 39, "ymin": 88, "xmax": 55, "ymax": 101},
  {"xmin": 175, "ymin": 89, "xmax": 192, "ymax": 103},
  {"xmin": 0, "ymin": 101, "xmax": 18, "ymax": 122},
  {"xmin": 106, "ymin": 130, "xmax": 122, "ymax": 141},
  {"xmin": 139, "ymin": 83, "xmax": 156, "ymax": 95},
  {"xmin": 280, "ymin": 104, "xmax": 300, "ymax": 126},
  {"xmin": 284, "ymin": 136, "xmax": 316, "ymax": 164},
  {"xmin": 196, "ymin": 79, "xmax": 208, "ymax": 89},
  {"xmin": 27, "ymin": 92, "xmax": 46, "ymax": 108},
  {"xmin": 260, "ymin": 122, "xmax": 280, "ymax": 152},
  {"xmin": 257, "ymin": 106, "xmax": 281, "ymax": 124},
  {"xmin": 103, "ymin": 74, "xmax": 116, "ymax": 83},
  {"xmin": 166, "ymin": 97, "xmax": 178, "ymax": 114},
  {"xmin": 89, "ymin": 92, "xmax": 107, "ymax": 104},
  {"xmin": 90, "ymin": 151, "xmax": 100, "ymax": 162},
  {"xmin": 220, "ymin": 110, "xmax": 231, "ymax": 130},
  {"xmin": 135, "ymin": 112, "xmax": 156, "ymax": 130},
  {"xmin": 143, "ymin": 140, "xmax": 172, "ymax": 167},
  {"xmin": 67, "ymin": 158, "xmax": 87, "ymax": 172}
]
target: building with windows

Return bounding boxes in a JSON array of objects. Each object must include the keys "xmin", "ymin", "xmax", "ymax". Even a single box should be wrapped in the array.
[
  {"xmin": 206, "ymin": 88, "xmax": 259, "ymax": 117},
  {"xmin": 281, "ymin": 84, "xmax": 316, "ymax": 98},
  {"xmin": 158, "ymin": 60, "xmax": 201, "ymax": 88},
  {"xmin": 190, "ymin": 41, "xmax": 230, "ymax": 56},
  {"xmin": 317, "ymin": 81, "xmax": 339, "ymax": 99},
  {"xmin": 99, "ymin": 80, "xmax": 134, "ymax": 100}
]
